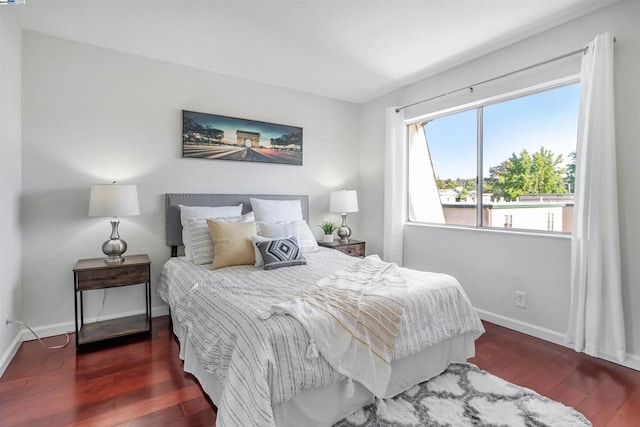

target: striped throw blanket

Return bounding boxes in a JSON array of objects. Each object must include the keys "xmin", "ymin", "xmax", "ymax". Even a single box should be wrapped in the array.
[{"xmin": 268, "ymin": 255, "xmax": 407, "ymax": 397}]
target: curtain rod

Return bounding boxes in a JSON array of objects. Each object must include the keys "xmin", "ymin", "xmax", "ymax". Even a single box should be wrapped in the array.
[{"xmin": 395, "ymin": 37, "xmax": 616, "ymax": 113}]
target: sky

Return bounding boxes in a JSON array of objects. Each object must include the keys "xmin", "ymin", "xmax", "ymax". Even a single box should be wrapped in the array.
[{"xmin": 424, "ymin": 83, "xmax": 580, "ymax": 180}]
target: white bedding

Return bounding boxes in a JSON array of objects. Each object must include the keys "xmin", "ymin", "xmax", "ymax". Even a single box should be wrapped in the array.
[{"xmin": 158, "ymin": 248, "xmax": 484, "ymax": 427}]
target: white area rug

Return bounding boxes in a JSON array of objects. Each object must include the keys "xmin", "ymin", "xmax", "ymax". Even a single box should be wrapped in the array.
[{"xmin": 334, "ymin": 363, "xmax": 591, "ymax": 427}]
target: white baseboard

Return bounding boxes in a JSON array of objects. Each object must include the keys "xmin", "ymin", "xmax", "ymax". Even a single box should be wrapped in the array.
[
  {"xmin": 476, "ymin": 308, "xmax": 640, "ymax": 372},
  {"xmin": 17, "ymin": 305, "xmax": 170, "ymax": 342},
  {"xmin": 0, "ymin": 305, "xmax": 171, "ymax": 378},
  {"xmin": 152, "ymin": 305, "xmax": 170, "ymax": 318},
  {"xmin": 0, "ymin": 331, "xmax": 23, "ymax": 378},
  {"xmin": 475, "ymin": 308, "xmax": 566, "ymax": 344}
]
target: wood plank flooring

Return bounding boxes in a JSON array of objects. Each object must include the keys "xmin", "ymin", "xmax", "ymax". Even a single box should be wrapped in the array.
[{"xmin": 1, "ymin": 317, "xmax": 638, "ymax": 426}]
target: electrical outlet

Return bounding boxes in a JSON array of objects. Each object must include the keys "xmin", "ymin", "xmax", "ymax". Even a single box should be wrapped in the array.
[{"xmin": 515, "ymin": 291, "xmax": 527, "ymax": 309}]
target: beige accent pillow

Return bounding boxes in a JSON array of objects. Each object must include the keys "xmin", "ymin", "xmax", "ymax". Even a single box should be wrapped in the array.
[
  {"xmin": 189, "ymin": 212, "xmax": 255, "ymax": 265},
  {"xmin": 207, "ymin": 220, "xmax": 257, "ymax": 270}
]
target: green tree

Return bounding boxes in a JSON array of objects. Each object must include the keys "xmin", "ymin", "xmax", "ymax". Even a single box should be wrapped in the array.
[
  {"xmin": 488, "ymin": 147, "xmax": 568, "ymax": 200},
  {"xmin": 436, "ymin": 177, "xmax": 475, "ymax": 192}
]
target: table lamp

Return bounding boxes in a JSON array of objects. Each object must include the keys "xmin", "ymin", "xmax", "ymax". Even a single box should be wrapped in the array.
[
  {"xmin": 330, "ymin": 189, "xmax": 358, "ymax": 243},
  {"xmin": 88, "ymin": 181, "xmax": 140, "ymax": 263}
]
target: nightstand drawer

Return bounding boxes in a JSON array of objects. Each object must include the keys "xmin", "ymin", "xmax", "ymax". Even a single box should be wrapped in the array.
[
  {"xmin": 76, "ymin": 264, "xmax": 148, "ymax": 290},
  {"xmin": 318, "ymin": 239, "xmax": 365, "ymax": 258},
  {"xmin": 336, "ymin": 243, "xmax": 365, "ymax": 257}
]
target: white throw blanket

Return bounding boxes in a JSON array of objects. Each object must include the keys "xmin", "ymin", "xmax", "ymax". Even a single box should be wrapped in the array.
[{"xmin": 267, "ymin": 255, "xmax": 407, "ymax": 397}]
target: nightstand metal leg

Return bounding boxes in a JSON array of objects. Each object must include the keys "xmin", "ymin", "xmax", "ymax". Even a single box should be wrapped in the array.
[
  {"xmin": 146, "ymin": 264, "xmax": 152, "ymax": 334},
  {"xmin": 74, "ymin": 273, "xmax": 79, "ymax": 348}
]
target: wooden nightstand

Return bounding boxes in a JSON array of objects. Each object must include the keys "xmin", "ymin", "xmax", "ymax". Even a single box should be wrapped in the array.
[
  {"xmin": 73, "ymin": 254, "xmax": 151, "ymax": 350},
  {"xmin": 318, "ymin": 239, "xmax": 366, "ymax": 258}
]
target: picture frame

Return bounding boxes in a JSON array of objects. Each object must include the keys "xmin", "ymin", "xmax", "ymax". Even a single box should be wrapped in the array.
[{"xmin": 182, "ymin": 110, "xmax": 303, "ymax": 165}]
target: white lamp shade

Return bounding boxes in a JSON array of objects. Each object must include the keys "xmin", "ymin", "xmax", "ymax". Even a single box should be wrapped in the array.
[
  {"xmin": 330, "ymin": 190, "xmax": 359, "ymax": 213},
  {"xmin": 88, "ymin": 184, "xmax": 140, "ymax": 217}
]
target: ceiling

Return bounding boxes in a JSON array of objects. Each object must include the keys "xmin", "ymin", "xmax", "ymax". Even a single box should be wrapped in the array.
[{"xmin": 11, "ymin": 0, "xmax": 619, "ymax": 103}]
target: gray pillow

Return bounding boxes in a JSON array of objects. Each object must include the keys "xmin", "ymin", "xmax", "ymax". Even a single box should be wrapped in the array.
[{"xmin": 255, "ymin": 238, "xmax": 306, "ymax": 270}]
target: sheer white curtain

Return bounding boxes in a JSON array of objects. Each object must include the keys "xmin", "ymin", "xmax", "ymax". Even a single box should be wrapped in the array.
[
  {"xmin": 383, "ymin": 107, "xmax": 407, "ymax": 265},
  {"xmin": 565, "ymin": 32, "xmax": 626, "ymax": 362},
  {"xmin": 408, "ymin": 123, "xmax": 446, "ymax": 224}
]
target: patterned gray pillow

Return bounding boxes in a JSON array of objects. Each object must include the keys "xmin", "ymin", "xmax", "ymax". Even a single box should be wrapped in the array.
[{"xmin": 255, "ymin": 238, "xmax": 306, "ymax": 270}]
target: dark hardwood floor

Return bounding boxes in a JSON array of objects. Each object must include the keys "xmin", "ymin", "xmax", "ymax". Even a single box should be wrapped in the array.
[{"xmin": 1, "ymin": 317, "xmax": 638, "ymax": 426}]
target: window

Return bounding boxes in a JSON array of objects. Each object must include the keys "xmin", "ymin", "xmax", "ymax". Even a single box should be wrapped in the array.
[{"xmin": 408, "ymin": 82, "xmax": 580, "ymax": 233}]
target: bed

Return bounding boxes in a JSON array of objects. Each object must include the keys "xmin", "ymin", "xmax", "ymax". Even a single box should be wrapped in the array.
[{"xmin": 158, "ymin": 193, "xmax": 484, "ymax": 427}]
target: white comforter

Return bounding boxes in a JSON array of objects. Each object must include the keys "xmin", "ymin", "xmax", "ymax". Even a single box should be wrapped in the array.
[{"xmin": 158, "ymin": 248, "xmax": 484, "ymax": 427}]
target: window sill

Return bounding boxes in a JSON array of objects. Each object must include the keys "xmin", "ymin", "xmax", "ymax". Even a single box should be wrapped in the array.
[{"xmin": 404, "ymin": 221, "xmax": 572, "ymax": 241}]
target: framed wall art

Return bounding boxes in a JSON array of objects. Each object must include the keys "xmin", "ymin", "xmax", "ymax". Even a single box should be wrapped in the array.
[{"xmin": 182, "ymin": 110, "xmax": 303, "ymax": 165}]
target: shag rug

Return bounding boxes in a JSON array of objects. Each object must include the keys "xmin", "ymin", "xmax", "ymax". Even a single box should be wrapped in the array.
[{"xmin": 334, "ymin": 363, "xmax": 591, "ymax": 427}]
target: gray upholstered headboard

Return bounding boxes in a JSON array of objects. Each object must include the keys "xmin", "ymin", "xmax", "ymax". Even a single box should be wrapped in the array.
[{"xmin": 165, "ymin": 193, "xmax": 309, "ymax": 256}]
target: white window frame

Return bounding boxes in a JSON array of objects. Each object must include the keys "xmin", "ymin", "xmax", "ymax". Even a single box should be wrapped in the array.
[{"xmin": 405, "ymin": 74, "xmax": 580, "ymax": 235}]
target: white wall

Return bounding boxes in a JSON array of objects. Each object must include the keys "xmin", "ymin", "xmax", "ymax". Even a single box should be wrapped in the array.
[
  {"xmin": 360, "ymin": 0, "xmax": 640, "ymax": 365},
  {"xmin": 20, "ymin": 32, "xmax": 360, "ymax": 336},
  {"xmin": 0, "ymin": 8, "xmax": 23, "ymax": 375}
]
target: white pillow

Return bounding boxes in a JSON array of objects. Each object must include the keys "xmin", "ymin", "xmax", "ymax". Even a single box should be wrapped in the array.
[
  {"xmin": 188, "ymin": 212, "xmax": 254, "ymax": 265},
  {"xmin": 179, "ymin": 204, "xmax": 243, "ymax": 260},
  {"xmin": 258, "ymin": 221, "xmax": 300, "ymax": 240},
  {"xmin": 251, "ymin": 234, "xmax": 287, "ymax": 266},
  {"xmin": 297, "ymin": 221, "xmax": 319, "ymax": 253},
  {"xmin": 250, "ymin": 198, "xmax": 303, "ymax": 222},
  {"xmin": 187, "ymin": 218, "xmax": 213, "ymax": 265},
  {"xmin": 258, "ymin": 220, "xmax": 318, "ymax": 253}
]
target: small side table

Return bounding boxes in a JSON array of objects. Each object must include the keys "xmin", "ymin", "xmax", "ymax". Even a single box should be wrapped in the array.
[
  {"xmin": 318, "ymin": 239, "xmax": 366, "ymax": 258},
  {"xmin": 73, "ymin": 254, "xmax": 151, "ymax": 350}
]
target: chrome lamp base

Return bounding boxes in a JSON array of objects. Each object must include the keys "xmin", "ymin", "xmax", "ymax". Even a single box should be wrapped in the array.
[
  {"xmin": 337, "ymin": 213, "xmax": 352, "ymax": 244},
  {"xmin": 102, "ymin": 217, "xmax": 128, "ymax": 263}
]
